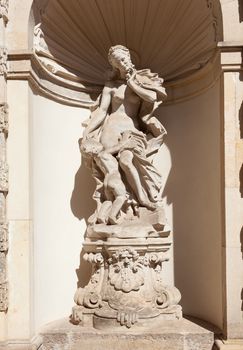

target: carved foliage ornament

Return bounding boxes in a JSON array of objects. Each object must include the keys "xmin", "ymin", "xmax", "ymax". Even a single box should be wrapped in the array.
[
  {"xmin": 0, "ymin": 103, "xmax": 8, "ymax": 133},
  {"xmin": 0, "ymin": 0, "xmax": 8, "ymax": 23},
  {"xmin": 0, "ymin": 47, "xmax": 7, "ymax": 76}
]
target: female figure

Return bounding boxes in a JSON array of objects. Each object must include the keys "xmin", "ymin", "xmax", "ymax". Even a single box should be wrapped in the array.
[{"xmin": 82, "ymin": 45, "xmax": 167, "ymax": 220}]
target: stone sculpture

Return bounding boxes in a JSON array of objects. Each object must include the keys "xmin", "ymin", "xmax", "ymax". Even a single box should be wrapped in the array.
[{"xmin": 72, "ymin": 45, "xmax": 181, "ymax": 329}]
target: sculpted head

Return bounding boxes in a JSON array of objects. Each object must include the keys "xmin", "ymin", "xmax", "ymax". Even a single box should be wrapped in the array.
[{"xmin": 108, "ymin": 45, "xmax": 134, "ymax": 77}]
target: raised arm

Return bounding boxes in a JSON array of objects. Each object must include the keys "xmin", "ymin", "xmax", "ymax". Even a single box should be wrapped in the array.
[{"xmin": 83, "ymin": 84, "xmax": 112, "ymax": 139}]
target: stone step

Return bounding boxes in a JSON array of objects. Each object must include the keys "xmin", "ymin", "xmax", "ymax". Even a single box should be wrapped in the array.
[{"xmin": 39, "ymin": 317, "xmax": 215, "ymax": 350}]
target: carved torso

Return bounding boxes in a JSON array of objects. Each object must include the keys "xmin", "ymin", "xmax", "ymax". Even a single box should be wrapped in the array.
[{"xmin": 100, "ymin": 81, "xmax": 140, "ymax": 149}]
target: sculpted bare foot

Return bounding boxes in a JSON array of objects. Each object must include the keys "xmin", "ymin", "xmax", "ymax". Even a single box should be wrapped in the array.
[{"xmin": 108, "ymin": 215, "xmax": 123, "ymax": 225}]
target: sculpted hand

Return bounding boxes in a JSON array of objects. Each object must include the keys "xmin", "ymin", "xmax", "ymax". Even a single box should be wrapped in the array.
[{"xmin": 126, "ymin": 68, "xmax": 136, "ymax": 82}]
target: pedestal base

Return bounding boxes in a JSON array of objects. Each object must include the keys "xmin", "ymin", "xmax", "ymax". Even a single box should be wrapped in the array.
[
  {"xmin": 40, "ymin": 317, "xmax": 215, "ymax": 350},
  {"xmin": 73, "ymin": 234, "xmax": 182, "ymax": 329}
]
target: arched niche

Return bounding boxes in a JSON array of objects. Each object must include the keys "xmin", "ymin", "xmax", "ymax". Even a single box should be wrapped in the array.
[
  {"xmin": 26, "ymin": 0, "xmax": 225, "ymax": 332},
  {"xmin": 30, "ymin": 0, "xmax": 223, "ymax": 106}
]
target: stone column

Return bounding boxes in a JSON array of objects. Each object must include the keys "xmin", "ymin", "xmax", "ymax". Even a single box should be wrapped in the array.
[{"xmin": 0, "ymin": 0, "xmax": 8, "ymax": 343}]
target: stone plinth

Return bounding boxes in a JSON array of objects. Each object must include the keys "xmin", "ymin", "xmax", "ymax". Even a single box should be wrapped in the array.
[
  {"xmin": 72, "ymin": 231, "xmax": 181, "ymax": 330},
  {"xmin": 39, "ymin": 317, "xmax": 214, "ymax": 350}
]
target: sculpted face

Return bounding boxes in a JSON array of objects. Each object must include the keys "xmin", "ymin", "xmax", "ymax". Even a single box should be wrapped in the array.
[{"xmin": 108, "ymin": 45, "xmax": 133, "ymax": 76}]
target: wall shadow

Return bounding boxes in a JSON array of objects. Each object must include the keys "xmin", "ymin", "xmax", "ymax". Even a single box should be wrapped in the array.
[
  {"xmin": 70, "ymin": 156, "xmax": 96, "ymax": 222},
  {"xmin": 70, "ymin": 150, "xmax": 96, "ymax": 288},
  {"xmin": 241, "ymin": 288, "xmax": 243, "ymax": 313},
  {"xmin": 239, "ymin": 0, "xmax": 243, "ymax": 22},
  {"xmin": 239, "ymin": 101, "xmax": 243, "ymax": 198},
  {"xmin": 240, "ymin": 164, "xmax": 243, "ymax": 198},
  {"xmin": 239, "ymin": 100, "xmax": 243, "ymax": 139},
  {"xmin": 241, "ymin": 288, "xmax": 243, "ymax": 311},
  {"xmin": 76, "ymin": 249, "xmax": 92, "ymax": 288},
  {"xmin": 240, "ymin": 227, "xmax": 243, "ymax": 260}
]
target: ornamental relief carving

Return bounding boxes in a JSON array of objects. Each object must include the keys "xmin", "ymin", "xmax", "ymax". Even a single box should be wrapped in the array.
[
  {"xmin": 74, "ymin": 252, "xmax": 104, "ymax": 310},
  {"xmin": 0, "ymin": 0, "xmax": 8, "ymax": 24},
  {"xmin": 73, "ymin": 245, "xmax": 182, "ymax": 328},
  {"xmin": 0, "ymin": 103, "xmax": 8, "ymax": 133},
  {"xmin": 108, "ymin": 249, "xmax": 145, "ymax": 293},
  {"xmin": 0, "ymin": 222, "xmax": 8, "ymax": 252},
  {"xmin": 0, "ymin": 47, "xmax": 7, "ymax": 76},
  {"xmin": 0, "ymin": 251, "xmax": 6, "ymax": 282},
  {"xmin": 0, "ymin": 281, "xmax": 8, "ymax": 311},
  {"xmin": 0, "ymin": 161, "xmax": 8, "ymax": 192}
]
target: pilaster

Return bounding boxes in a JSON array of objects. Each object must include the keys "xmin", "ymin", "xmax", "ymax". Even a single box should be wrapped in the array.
[
  {"xmin": 0, "ymin": 0, "xmax": 8, "ymax": 343},
  {"xmin": 219, "ymin": 41, "xmax": 243, "ymax": 340}
]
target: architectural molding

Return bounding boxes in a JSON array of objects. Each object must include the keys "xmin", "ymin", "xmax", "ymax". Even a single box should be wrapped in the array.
[
  {"xmin": 0, "ymin": 335, "xmax": 43, "ymax": 350},
  {"xmin": 214, "ymin": 339, "xmax": 243, "ymax": 349},
  {"xmin": 7, "ymin": 50, "xmax": 222, "ymax": 107},
  {"xmin": 218, "ymin": 41, "xmax": 243, "ymax": 71}
]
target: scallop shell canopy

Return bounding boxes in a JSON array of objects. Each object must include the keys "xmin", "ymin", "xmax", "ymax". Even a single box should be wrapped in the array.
[{"xmin": 33, "ymin": 0, "xmax": 222, "ymax": 105}]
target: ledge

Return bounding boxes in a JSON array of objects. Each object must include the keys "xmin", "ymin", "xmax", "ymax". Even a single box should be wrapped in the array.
[
  {"xmin": 38, "ymin": 317, "xmax": 215, "ymax": 350},
  {"xmin": 214, "ymin": 339, "xmax": 243, "ymax": 349}
]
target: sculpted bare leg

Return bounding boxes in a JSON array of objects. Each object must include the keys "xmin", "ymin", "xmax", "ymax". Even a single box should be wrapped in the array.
[{"xmin": 97, "ymin": 200, "xmax": 112, "ymax": 224}]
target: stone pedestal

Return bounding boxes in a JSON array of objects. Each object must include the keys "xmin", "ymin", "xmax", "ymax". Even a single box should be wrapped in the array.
[
  {"xmin": 72, "ymin": 227, "xmax": 181, "ymax": 330},
  {"xmin": 39, "ymin": 318, "xmax": 215, "ymax": 350}
]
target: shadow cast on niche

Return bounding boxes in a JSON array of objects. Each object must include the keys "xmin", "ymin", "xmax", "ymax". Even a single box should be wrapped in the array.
[
  {"xmin": 239, "ymin": 0, "xmax": 243, "ymax": 22},
  {"xmin": 70, "ymin": 157, "xmax": 96, "ymax": 222},
  {"xmin": 240, "ymin": 227, "xmax": 243, "ymax": 260},
  {"xmin": 239, "ymin": 101, "xmax": 243, "ymax": 198},
  {"xmin": 241, "ymin": 288, "xmax": 243, "ymax": 313},
  {"xmin": 239, "ymin": 100, "xmax": 243, "ymax": 140},
  {"xmin": 70, "ymin": 154, "xmax": 96, "ymax": 288}
]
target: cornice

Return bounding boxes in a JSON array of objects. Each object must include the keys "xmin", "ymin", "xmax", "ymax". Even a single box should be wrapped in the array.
[{"xmin": 7, "ymin": 50, "xmax": 222, "ymax": 107}]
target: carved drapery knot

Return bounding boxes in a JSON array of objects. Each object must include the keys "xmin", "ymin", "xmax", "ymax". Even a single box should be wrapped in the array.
[
  {"xmin": 0, "ymin": 103, "xmax": 8, "ymax": 134},
  {"xmin": 0, "ymin": 0, "xmax": 8, "ymax": 24},
  {"xmin": 0, "ymin": 47, "xmax": 7, "ymax": 76},
  {"xmin": 0, "ymin": 281, "xmax": 8, "ymax": 311},
  {"xmin": 0, "ymin": 161, "xmax": 8, "ymax": 192},
  {"xmin": 0, "ymin": 222, "xmax": 8, "ymax": 252}
]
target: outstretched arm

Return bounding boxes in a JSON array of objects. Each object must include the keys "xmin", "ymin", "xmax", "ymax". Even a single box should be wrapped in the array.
[{"xmin": 83, "ymin": 84, "xmax": 112, "ymax": 139}]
